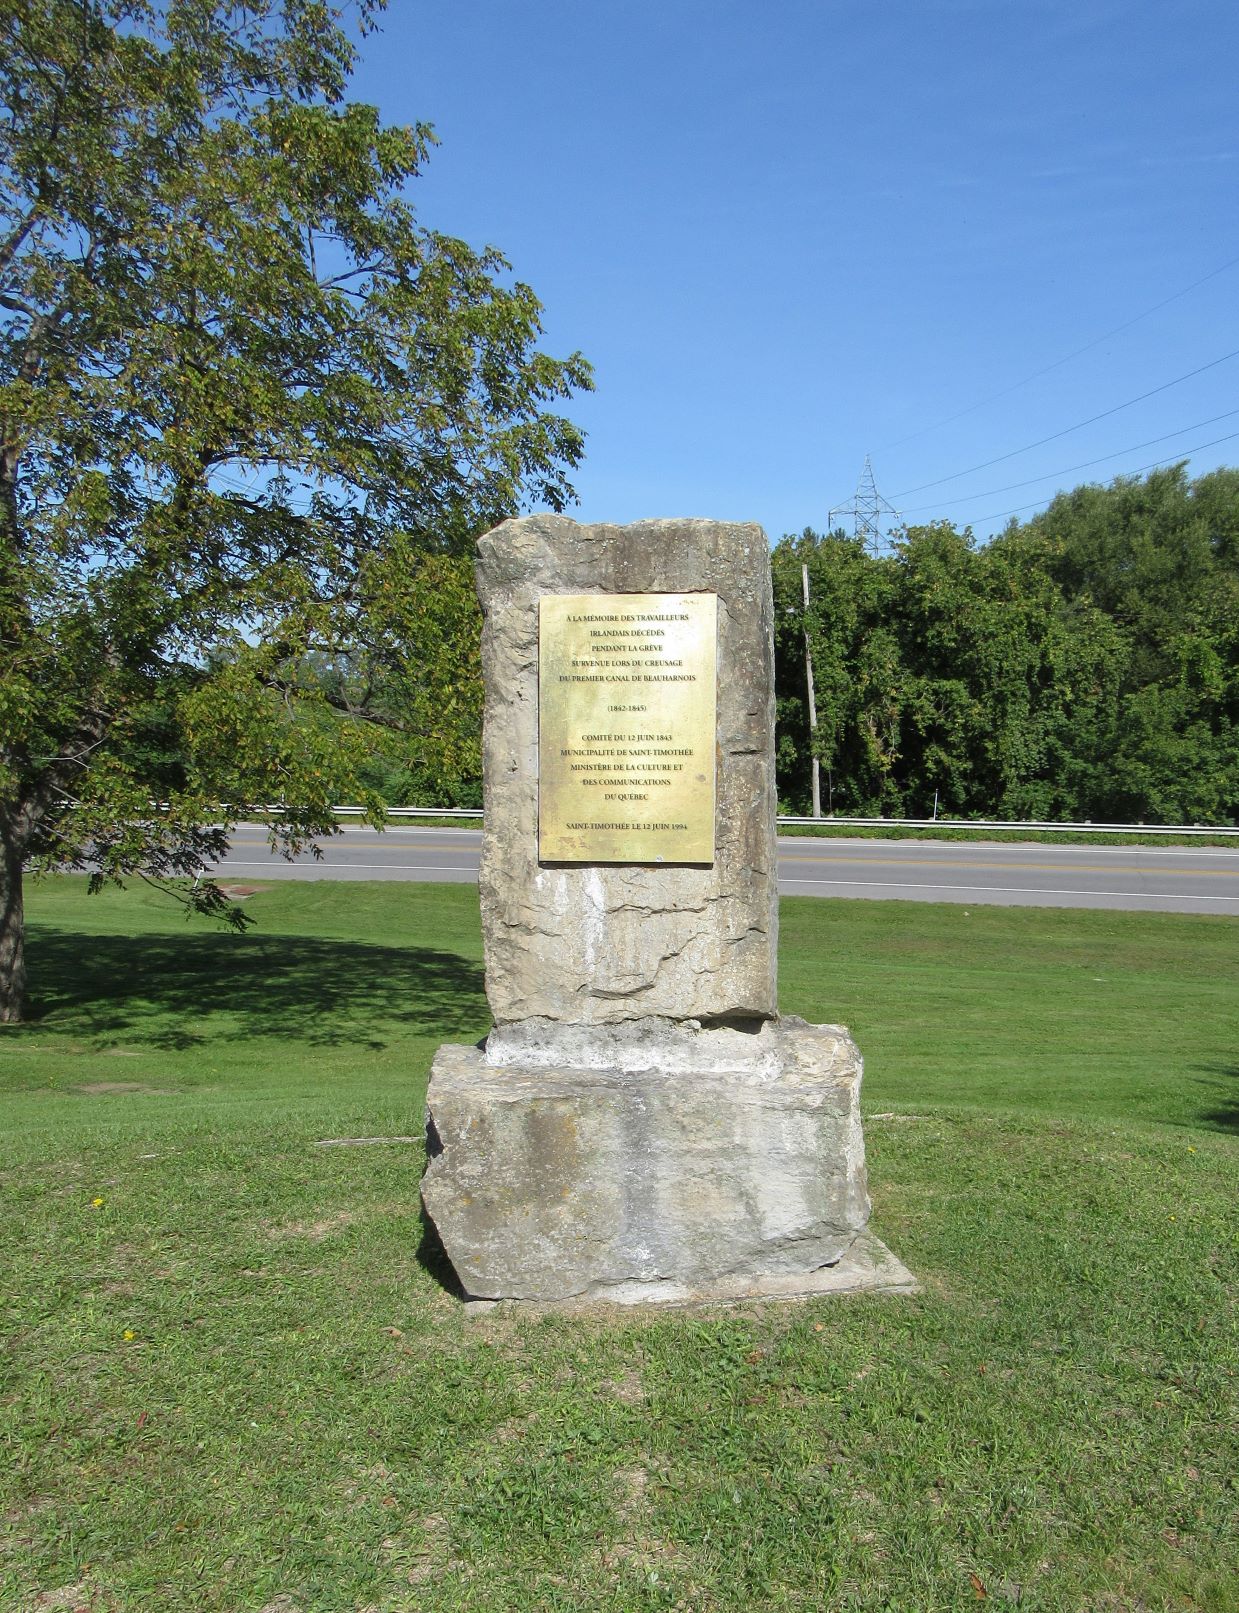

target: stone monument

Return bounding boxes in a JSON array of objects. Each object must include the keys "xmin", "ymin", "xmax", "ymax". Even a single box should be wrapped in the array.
[{"xmin": 420, "ymin": 515, "xmax": 913, "ymax": 1303}]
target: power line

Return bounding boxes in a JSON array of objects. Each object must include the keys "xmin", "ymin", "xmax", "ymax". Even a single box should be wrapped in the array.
[
  {"xmin": 899, "ymin": 406, "xmax": 1239, "ymax": 514},
  {"xmin": 877, "ymin": 249, "xmax": 1239, "ymax": 453},
  {"xmin": 966, "ymin": 428, "xmax": 1239, "ymax": 528},
  {"xmin": 890, "ymin": 346, "xmax": 1239, "ymax": 498}
]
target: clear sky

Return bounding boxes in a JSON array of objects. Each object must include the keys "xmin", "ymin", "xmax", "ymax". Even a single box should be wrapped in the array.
[{"xmin": 352, "ymin": 0, "xmax": 1239, "ymax": 544}]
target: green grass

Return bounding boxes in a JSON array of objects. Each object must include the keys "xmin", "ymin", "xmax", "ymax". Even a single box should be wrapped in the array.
[
  {"xmin": 1, "ymin": 879, "xmax": 1235, "ymax": 1613},
  {"xmin": 774, "ymin": 822, "xmax": 1239, "ymax": 848}
]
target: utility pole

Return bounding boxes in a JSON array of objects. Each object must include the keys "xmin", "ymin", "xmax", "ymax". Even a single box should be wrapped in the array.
[{"xmin": 801, "ymin": 562, "xmax": 821, "ymax": 818}]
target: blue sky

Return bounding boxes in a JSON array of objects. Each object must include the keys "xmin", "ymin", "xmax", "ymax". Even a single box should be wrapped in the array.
[{"xmin": 354, "ymin": 0, "xmax": 1239, "ymax": 544}]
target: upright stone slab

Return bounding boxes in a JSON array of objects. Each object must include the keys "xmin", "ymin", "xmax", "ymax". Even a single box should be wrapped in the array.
[
  {"xmin": 475, "ymin": 516, "xmax": 778, "ymax": 1026},
  {"xmin": 421, "ymin": 515, "xmax": 909, "ymax": 1304}
]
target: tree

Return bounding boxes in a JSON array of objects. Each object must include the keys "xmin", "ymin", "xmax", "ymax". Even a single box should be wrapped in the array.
[
  {"xmin": 999, "ymin": 464, "xmax": 1239, "ymax": 822},
  {"xmin": 0, "ymin": 0, "xmax": 592, "ymax": 1020},
  {"xmin": 772, "ymin": 465, "xmax": 1238, "ymax": 824},
  {"xmin": 297, "ymin": 546, "xmax": 485, "ymax": 809},
  {"xmin": 772, "ymin": 528, "xmax": 902, "ymax": 816}
]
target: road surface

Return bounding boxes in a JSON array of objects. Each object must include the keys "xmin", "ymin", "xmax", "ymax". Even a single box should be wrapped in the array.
[{"xmin": 206, "ymin": 825, "xmax": 1239, "ymax": 915}]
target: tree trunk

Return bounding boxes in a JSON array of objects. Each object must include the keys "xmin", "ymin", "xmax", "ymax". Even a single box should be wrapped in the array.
[{"xmin": 0, "ymin": 835, "xmax": 26, "ymax": 1023}]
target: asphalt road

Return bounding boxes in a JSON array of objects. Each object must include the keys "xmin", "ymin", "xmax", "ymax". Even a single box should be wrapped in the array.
[{"xmin": 207, "ymin": 825, "xmax": 1239, "ymax": 914}]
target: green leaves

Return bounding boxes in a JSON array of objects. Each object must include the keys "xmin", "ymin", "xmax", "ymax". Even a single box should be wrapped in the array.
[
  {"xmin": 774, "ymin": 463, "xmax": 1238, "ymax": 823},
  {"xmin": 0, "ymin": 0, "xmax": 590, "ymax": 1015}
]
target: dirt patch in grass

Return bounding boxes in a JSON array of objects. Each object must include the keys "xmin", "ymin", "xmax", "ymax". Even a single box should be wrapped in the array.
[
  {"xmin": 264, "ymin": 1200, "xmax": 414, "ymax": 1244},
  {"xmin": 613, "ymin": 1464, "xmax": 649, "ymax": 1519},
  {"xmin": 34, "ymin": 1585, "xmax": 98, "ymax": 1610},
  {"xmin": 264, "ymin": 1209, "xmax": 362, "ymax": 1243},
  {"xmin": 608, "ymin": 1366, "xmax": 647, "ymax": 1405},
  {"xmin": 73, "ymin": 1082, "xmax": 175, "ymax": 1096}
]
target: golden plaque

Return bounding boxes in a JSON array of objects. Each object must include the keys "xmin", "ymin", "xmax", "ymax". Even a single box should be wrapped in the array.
[{"xmin": 538, "ymin": 592, "xmax": 717, "ymax": 863}]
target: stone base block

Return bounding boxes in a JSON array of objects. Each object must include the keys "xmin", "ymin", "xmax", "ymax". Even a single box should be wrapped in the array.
[
  {"xmin": 421, "ymin": 1018, "xmax": 874, "ymax": 1302},
  {"xmin": 465, "ymin": 1230, "xmax": 917, "ymax": 1310}
]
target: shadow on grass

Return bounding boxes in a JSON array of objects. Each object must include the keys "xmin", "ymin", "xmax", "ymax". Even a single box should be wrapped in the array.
[
  {"xmin": 1194, "ymin": 1063, "xmax": 1239, "ymax": 1134},
  {"xmin": 416, "ymin": 1202, "xmax": 467, "ymax": 1300},
  {"xmin": 26, "ymin": 924, "xmax": 488, "ymax": 1050}
]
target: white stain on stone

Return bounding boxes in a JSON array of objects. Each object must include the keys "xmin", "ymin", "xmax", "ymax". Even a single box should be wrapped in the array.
[{"xmin": 581, "ymin": 867, "xmax": 605, "ymax": 971}]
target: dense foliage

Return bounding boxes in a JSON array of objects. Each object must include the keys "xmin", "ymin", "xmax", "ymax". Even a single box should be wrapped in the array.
[
  {"xmin": 774, "ymin": 464, "xmax": 1239, "ymax": 824},
  {"xmin": 365, "ymin": 461, "xmax": 1239, "ymax": 828},
  {"xmin": 0, "ymin": 0, "xmax": 590, "ymax": 1016}
]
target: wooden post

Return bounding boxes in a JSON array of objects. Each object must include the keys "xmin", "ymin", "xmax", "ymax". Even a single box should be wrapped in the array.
[{"xmin": 801, "ymin": 562, "xmax": 821, "ymax": 819}]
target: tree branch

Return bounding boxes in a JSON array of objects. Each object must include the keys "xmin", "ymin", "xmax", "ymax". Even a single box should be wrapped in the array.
[
  {"xmin": 4, "ymin": 710, "xmax": 109, "ymax": 853},
  {"xmin": 0, "ymin": 204, "xmax": 38, "ymax": 279}
]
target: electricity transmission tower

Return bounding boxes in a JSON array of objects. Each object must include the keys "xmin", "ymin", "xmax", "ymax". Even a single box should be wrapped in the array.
[{"xmin": 828, "ymin": 455, "xmax": 901, "ymax": 555}]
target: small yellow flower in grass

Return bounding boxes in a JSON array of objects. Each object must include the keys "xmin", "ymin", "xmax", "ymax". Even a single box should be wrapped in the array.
[
  {"xmin": 91, "ymin": 1197, "xmax": 105, "ymax": 1208},
  {"xmin": 1188, "ymin": 1147, "xmax": 1197, "ymax": 1154},
  {"xmin": 123, "ymin": 1329, "xmax": 136, "ymax": 1341}
]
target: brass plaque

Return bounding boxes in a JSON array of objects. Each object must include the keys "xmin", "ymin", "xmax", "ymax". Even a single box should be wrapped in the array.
[{"xmin": 539, "ymin": 592, "xmax": 717, "ymax": 863}]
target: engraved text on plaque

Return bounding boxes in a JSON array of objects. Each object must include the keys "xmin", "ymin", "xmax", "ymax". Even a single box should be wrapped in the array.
[{"xmin": 538, "ymin": 592, "xmax": 717, "ymax": 863}]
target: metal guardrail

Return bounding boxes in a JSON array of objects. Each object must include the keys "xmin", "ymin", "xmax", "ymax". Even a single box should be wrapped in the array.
[
  {"xmin": 327, "ymin": 805, "xmax": 484, "ymax": 820},
  {"xmin": 775, "ymin": 815, "xmax": 1239, "ymax": 837},
  {"xmin": 316, "ymin": 806, "xmax": 1239, "ymax": 837}
]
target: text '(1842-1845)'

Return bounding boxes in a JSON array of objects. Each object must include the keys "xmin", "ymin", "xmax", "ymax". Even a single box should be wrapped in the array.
[{"xmin": 538, "ymin": 592, "xmax": 717, "ymax": 863}]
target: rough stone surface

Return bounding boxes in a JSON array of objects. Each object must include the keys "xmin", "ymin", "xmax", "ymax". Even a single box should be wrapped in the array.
[
  {"xmin": 422, "ymin": 1019, "xmax": 871, "ymax": 1302},
  {"xmin": 485, "ymin": 1015, "xmax": 789, "ymax": 1074},
  {"xmin": 418, "ymin": 512, "xmax": 907, "ymax": 1307},
  {"xmin": 463, "ymin": 1230, "xmax": 917, "ymax": 1310},
  {"xmin": 475, "ymin": 515, "xmax": 778, "ymax": 1027}
]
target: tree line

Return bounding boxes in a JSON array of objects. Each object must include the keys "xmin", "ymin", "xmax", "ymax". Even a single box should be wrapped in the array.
[
  {"xmin": 773, "ymin": 463, "xmax": 1239, "ymax": 824},
  {"xmin": 295, "ymin": 459, "xmax": 1239, "ymax": 826},
  {"xmin": 344, "ymin": 460, "xmax": 1239, "ymax": 828}
]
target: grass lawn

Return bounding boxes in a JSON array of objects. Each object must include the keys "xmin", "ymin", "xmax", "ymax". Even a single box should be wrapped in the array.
[{"xmin": 0, "ymin": 878, "xmax": 1235, "ymax": 1613}]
